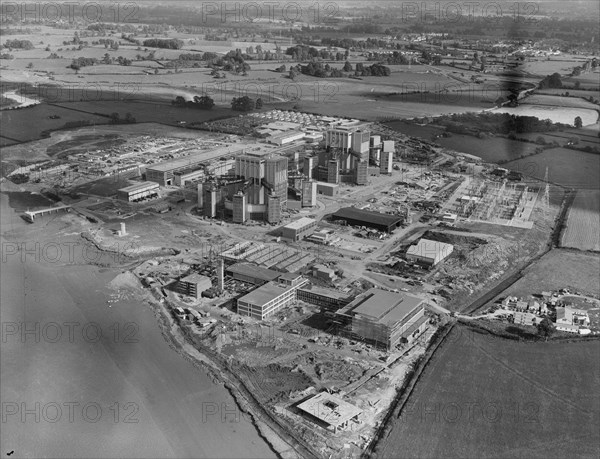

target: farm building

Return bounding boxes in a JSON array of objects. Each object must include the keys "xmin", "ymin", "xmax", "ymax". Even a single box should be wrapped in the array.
[
  {"xmin": 406, "ymin": 238, "xmax": 454, "ymax": 267},
  {"xmin": 555, "ymin": 306, "xmax": 590, "ymax": 331},
  {"xmin": 117, "ymin": 182, "xmax": 160, "ymax": 202},
  {"xmin": 176, "ymin": 274, "xmax": 212, "ymax": 299},
  {"xmin": 333, "ymin": 288, "xmax": 428, "ymax": 350},
  {"xmin": 296, "ymin": 392, "xmax": 362, "ymax": 433},
  {"xmin": 331, "ymin": 207, "xmax": 403, "ymax": 233}
]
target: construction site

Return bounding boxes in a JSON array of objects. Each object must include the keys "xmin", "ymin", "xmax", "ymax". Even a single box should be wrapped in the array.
[
  {"xmin": 4, "ymin": 109, "xmax": 560, "ymax": 459},
  {"xmin": 443, "ymin": 176, "xmax": 540, "ymax": 229}
]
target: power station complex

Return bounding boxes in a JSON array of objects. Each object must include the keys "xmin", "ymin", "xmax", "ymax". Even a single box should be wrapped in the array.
[{"xmin": 131, "ymin": 122, "xmax": 396, "ymax": 225}]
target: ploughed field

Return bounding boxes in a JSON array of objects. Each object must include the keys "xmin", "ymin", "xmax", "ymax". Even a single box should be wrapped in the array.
[
  {"xmin": 561, "ymin": 190, "xmax": 600, "ymax": 252},
  {"xmin": 376, "ymin": 324, "xmax": 600, "ymax": 459}
]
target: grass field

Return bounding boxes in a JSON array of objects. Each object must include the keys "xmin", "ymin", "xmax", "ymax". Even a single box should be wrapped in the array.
[
  {"xmin": 494, "ymin": 249, "xmax": 600, "ymax": 299},
  {"xmin": 490, "ymin": 105, "xmax": 598, "ymax": 126},
  {"xmin": 561, "ymin": 190, "xmax": 600, "ymax": 251},
  {"xmin": 377, "ymin": 324, "xmax": 600, "ymax": 459},
  {"xmin": 504, "ymin": 147, "xmax": 600, "ymax": 190},
  {"xmin": 0, "ymin": 103, "xmax": 109, "ymax": 143}
]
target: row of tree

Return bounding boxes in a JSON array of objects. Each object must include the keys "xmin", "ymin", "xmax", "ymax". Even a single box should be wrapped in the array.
[
  {"xmin": 290, "ymin": 61, "xmax": 391, "ymax": 79},
  {"xmin": 232, "ymin": 96, "xmax": 262, "ymax": 112},
  {"xmin": 2, "ymin": 39, "xmax": 34, "ymax": 50},
  {"xmin": 434, "ymin": 112, "xmax": 569, "ymax": 135},
  {"xmin": 172, "ymin": 95, "xmax": 215, "ymax": 110},
  {"xmin": 142, "ymin": 38, "xmax": 184, "ymax": 49},
  {"xmin": 170, "ymin": 95, "xmax": 263, "ymax": 112}
]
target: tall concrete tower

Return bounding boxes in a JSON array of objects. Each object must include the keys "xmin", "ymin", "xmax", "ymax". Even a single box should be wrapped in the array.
[
  {"xmin": 217, "ymin": 257, "xmax": 224, "ymax": 292},
  {"xmin": 197, "ymin": 183, "xmax": 203, "ymax": 208},
  {"xmin": 232, "ymin": 191, "xmax": 247, "ymax": 223}
]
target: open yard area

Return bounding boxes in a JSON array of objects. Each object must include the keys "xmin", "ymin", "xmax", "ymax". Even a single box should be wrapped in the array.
[
  {"xmin": 561, "ymin": 190, "xmax": 600, "ymax": 252},
  {"xmin": 376, "ymin": 324, "xmax": 600, "ymax": 459}
]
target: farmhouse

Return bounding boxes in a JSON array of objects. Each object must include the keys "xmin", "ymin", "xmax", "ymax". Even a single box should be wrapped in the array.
[{"xmin": 556, "ymin": 306, "xmax": 590, "ymax": 333}]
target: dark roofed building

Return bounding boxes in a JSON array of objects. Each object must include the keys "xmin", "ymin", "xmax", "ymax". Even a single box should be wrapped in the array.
[
  {"xmin": 226, "ymin": 262, "xmax": 282, "ymax": 285},
  {"xmin": 331, "ymin": 207, "xmax": 403, "ymax": 232}
]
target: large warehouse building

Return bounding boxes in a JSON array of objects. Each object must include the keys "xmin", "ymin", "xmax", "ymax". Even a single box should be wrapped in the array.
[
  {"xmin": 146, "ymin": 147, "xmax": 244, "ymax": 186},
  {"xmin": 331, "ymin": 207, "xmax": 403, "ymax": 233},
  {"xmin": 117, "ymin": 182, "xmax": 159, "ymax": 202},
  {"xmin": 333, "ymin": 288, "xmax": 428, "ymax": 350},
  {"xmin": 406, "ymin": 238, "xmax": 454, "ymax": 267}
]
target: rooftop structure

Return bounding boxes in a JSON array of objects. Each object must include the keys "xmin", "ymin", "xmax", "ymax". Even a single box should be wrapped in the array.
[{"xmin": 296, "ymin": 392, "xmax": 362, "ymax": 433}]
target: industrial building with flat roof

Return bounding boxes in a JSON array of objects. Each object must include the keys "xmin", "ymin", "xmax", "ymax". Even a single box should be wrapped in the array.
[
  {"xmin": 333, "ymin": 288, "xmax": 428, "ymax": 349},
  {"xmin": 296, "ymin": 392, "xmax": 362, "ymax": 433},
  {"xmin": 117, "ymin": 182, "xmax": 159, "ymax": 202},
  {"xmin": 281, "ymin": 217, "xmax": 318, "ymax": 242},
  {"xmin": 297, "ymin": 285, "xmax": 352, "ymax": 311},
  {"xmin": 146, "ymin": 147, "xmax": 244, "ymax": 186},
  {"xmin": 226, "ymin": 262, "xmax": 281, "ymax": 285},
  {"xmin": 176, "ymin": 274, "xmax": 212, "ymax": 299},
  {"xmin": 236, "ymin": 277, "xmax": 308, "ymax": 320},
  {"xmin": 406, "ymin": 238, "xmax": 454, "ymax": 267},
  {"xmin": 331, "ymin": 207, "xmax": 403, "ymax": 233}
]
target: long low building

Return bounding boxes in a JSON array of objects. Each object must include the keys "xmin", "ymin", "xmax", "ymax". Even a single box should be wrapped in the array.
[
  {"xmin": 331, "ymin": 207, "xmax": 403, "ymax": 233},
  {"xmin": 146, "ymin": 147, "xmax": 244, "ymax": 186},
  {"xmin": 406, "ymin": 238, "xmax": 454, "ymax": 267},
  {"xmin": 117, "ymin": 182, "xmax": 160, "ymax": 202},
  {"xmin": 226, "ymin": 262, "xmax": 281, "ymax": 285},
  {"xmin": 297, "ymin": 285, "xmax": 352, "ymax": 311},
  {"xmin": 333, "ymin": 288, "xmax": 428, "ymax": 350},
  {"xmin": 237, "ymin": 276, "xmax": 308, "ymax": 320}
]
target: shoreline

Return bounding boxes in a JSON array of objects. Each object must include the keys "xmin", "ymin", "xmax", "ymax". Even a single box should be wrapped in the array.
[{"xmin": 139, "ymin": 280, "xmax": 315, "ymax": 459}]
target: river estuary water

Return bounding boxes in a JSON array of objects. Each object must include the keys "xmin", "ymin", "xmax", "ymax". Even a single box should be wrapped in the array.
[{"xmin": 0, "ymin": 193, "xmax": 276, "ymax": 458}]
